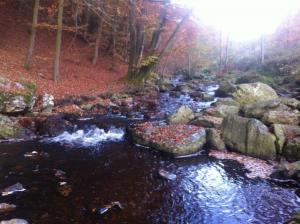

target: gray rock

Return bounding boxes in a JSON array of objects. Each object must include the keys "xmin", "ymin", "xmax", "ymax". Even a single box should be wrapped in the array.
[
  {"xmin": 167, "ymin": 106, "xmax": 195, "ymax": 124},
  {"xmin": 215, "ymin": 81, "xmax": 237, "ymax": 97},
  {"xmin": 262, "ymin": 110, "xmax": 299, "ymax": 125},
  {"xmin": 272, "ymin": 124, "xmax": 286, "ymax": 154},
  {"xmin": 0, "ymin": 115, "xmax": 22, "ymax": 139},
  {"xmin": 284, "ymin": 137, "xmax": 300, "ymax": 161},
  {"xmin": 241, "ymin": 99, "xmax": 282, "ymax": 119},
  {"xmin": 279, "ymin": 97, "xmax": 300, "ymax": 110},
  {"xmin": 204, "ymin": 105, "xmax": 239, "ymax": 118},
  {"xmin": 222, "ymin": 115, "xmax": 277, "ymax": 159},
  {"xmin": 41, "ymin": 93, "xmax": 54, "ymax": 113},
  {"xmin": 206, "ymin": 128, "xmax": 226, "ymax": 151},
  {"xmin": 191, "ymin": 115, "xmax": 223, "ymax": 128},
  {"xmin": 0, "ymin": 76, "xmax": 36, "ymax": 114},
  {"xmin": 233, "ymin": 82, "xmax": 278, "ymax": 105},
  {"xmin": 130, "ymin": 122, "xmax": 206, "ymax": 156},
  {"xmin": 271, "ymin": 161, "xmax": 300, "ymax": 181},
  {"xmin": 212, "ymin": 98, "xmax": 240, "ymax": 107}
]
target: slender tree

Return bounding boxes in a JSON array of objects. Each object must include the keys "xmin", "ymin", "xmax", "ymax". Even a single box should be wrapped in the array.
[
  {"xmin": 53, "ymin": 0, "xmax": 64, "ymax": 82},
  {"xmin": 260, "ymin": 34, "xmax": 265, "ymax": 65},
  {"xmin": 92, "ymin": 17, "xmax": 103, "ymax": 65},
  {"xmin": 24, "ymin": 0, "xmax": 40, "ymax": 70}
]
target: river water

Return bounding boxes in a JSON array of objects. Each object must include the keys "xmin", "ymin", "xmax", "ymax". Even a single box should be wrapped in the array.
[{"xmin": 0, "ymin": 79, "xmax": 299, "ymax": 223}]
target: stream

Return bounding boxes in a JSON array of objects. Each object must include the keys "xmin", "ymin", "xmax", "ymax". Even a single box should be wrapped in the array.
[{"xmin": 0, "ymin": 77, "xmax": 299, "ymax": 223}]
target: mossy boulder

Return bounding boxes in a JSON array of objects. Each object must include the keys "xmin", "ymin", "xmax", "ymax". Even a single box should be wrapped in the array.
[
  {"xmin": 233, "ymin": 82, "xmax": 278, "ymax": 105},
  {"xmin": 0, "ymin": 76, "xmax": 36, "ymax": 114},
  {"xmin": 206, "ymin": 128, "xmax": 226, "ymax": 151},
  {"xmin": 204, "ymin": 105, "xmax": 239, "ymax": 118},
  {"xmin": 0, "ymin": 114, "xmax": 23, "ymax": 139},
  {"xmin": 215, "ymin": 81, "xmax": 237, "ymax": 97},
  {"xmin": 241, "ymin": 99, "xmax": 282, "ymax": 119},
  {"xmin": 191, "ymin": 115, "xmax": 223, "ymax": 128},
  {"xmin": 222, "ymin": 115, "xmax": 277, "ymax": 159},
  {"xmin": 167, "ymin": 106, "xmax": 195, "ymax": 124},
  {"xmin": 284, "ymin": 137, "xmax": 300, "ymax": 162},
  {"xmin": 262, "ymin": 110, "xmax": 299, "ymax": 125}
]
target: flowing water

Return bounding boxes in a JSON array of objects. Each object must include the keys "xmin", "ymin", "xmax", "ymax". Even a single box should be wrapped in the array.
[{"xmin": 0, "ymin": 79, "xmax": 299, "ymax": 223}]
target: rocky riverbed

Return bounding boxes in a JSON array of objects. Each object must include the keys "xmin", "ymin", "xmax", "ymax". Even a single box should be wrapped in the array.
[{"xmin": 0, "ymin": 74, "xmax": 299, "ymax": 223}]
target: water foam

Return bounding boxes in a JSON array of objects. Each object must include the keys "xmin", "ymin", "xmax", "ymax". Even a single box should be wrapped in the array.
[{"xmin": 43, "ymin": 126, "xmax": 124, "ymax": 147}]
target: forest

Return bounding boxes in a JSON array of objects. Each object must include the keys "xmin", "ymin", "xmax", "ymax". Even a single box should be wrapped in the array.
[{"xmin": 0, "ymin": 0, "xmax": 300, "ymax": 223}]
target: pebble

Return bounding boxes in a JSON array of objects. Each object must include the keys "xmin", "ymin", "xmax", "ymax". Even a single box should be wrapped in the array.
[
  {"xmin": 0, "ymin": 203, "xmax": 16, "ymax": 213},
  {"xmin": 1, "ymin": 183, "xmax": 26, "ymax": 196},
  {"xmin": 0, "ymin": 219, "xmax": 29, "ymax": 224}
]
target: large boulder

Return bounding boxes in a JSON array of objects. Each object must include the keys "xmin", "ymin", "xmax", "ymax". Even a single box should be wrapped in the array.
[
  {"xmin": 130, "ymin": 122, "xmax": 206, "ymax": 156},
  {"xmin": 167, "ymin": 106, "xmax": 195, "ymax": 124},
  {"xmin": 204, "ymin": 105, "xmax": 239, "ymax": 118},
  {"xmin": 0, "ymin": 76, "xmax": 36, "ymax": 114},
  {"xmin": 272, "ymin": 124, "xmax": 300, "ymax": 155},
  {"xmin": 233, "ymin": 82, "xmax": 278, "ymax": 105},
  {"xmin": 271, "ymin": 161, "xmax": 300, "ymax": 181},
  {"xmin": 212, "ymin": 98, "xmax": 240, "ymax": 107},
  {"xmin": 279, "ymin": 97, "xmax": 300, "ymax": 110},
  {"xmin": 41, "ymin": 93, "xmax": 54, "ymax": 113},
  {"xmin": 222, "ymin": 115, "xmax": 277, "ymax": 159},
  {"xmin": 241, "ymin": 99, "xmax": 283, "ymax": 119},
  {"xmin": 206, "ymin": 128, "xmax": 226, "ymax": 151},
  {"xmin": 284, "ymin": 137, "xmax": 300, "ymax": 161},
  {"xmin": 215, "ymin": 81, "xmax": 237, "ymax": 97},
  {"xmin": 191, "ymin": 115, "xmax": 223, "ymax": 128},
  {"xmin": 262, "ymin": 110, "xmax": 299, "ymax": 125}
]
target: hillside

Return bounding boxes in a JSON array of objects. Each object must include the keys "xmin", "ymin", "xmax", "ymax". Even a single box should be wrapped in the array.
[{"xmin": 0, "ymin": 1, "xmax": 127, "ymax": 99}]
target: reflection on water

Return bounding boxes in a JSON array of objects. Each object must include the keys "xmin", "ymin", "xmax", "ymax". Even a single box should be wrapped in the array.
[{"xmin": 0, "ymin": 138, "xmax": 299, "ymax": 223}]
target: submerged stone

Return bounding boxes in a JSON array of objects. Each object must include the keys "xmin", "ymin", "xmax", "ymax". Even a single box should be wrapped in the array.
[
  {"xmin": 0, "ymin": 219, "xmax": 28, "ymax": 224},
  {"xmin": 1, "ymin": 183, "xmax": 26, "ymax": 196},
  {"xmin": 158, "ymin": 169, "xmax": 177, "ymax": 180},
  {"xmin": 0, "ymin": 203, "xmax": 16, "ymax": 213}
]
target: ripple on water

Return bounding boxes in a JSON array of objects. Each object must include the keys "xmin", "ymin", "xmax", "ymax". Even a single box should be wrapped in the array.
[{"xmin": 149, "ymin": 161, "xmax": 300, "ymax": 224}]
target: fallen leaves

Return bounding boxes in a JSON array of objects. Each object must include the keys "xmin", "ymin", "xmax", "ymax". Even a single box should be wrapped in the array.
[{"xmin": 209, "ymin": 150, "xmax": 278, "ymax": 179}]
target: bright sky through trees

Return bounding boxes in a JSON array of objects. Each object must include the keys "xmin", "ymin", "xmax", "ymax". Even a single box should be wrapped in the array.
[{"xmin": 172, "ymin": 0, "xmax": 300, "ymax": 41}]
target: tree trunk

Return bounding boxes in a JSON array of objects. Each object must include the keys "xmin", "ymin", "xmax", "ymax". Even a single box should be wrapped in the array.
[
  {"xmin": 149, "ymin": 5, "xmax": 167, "ymax": 52},
  {"xmin": 158, "ymin": 10, "xmax": 192, "ymax": 59},
  {"xmin": 260, "ymin": 34, "xmax": 265, "ymax": 65},
  {"xmin": 83, "ymin": 2, "xmax": 90, "ymax": 40},
  {"xmin": 223, "ymin": 35, "xmax": 229, "ymax": 73},
  {"xmin": 127, "ymin": 0, "xmax": 137, "ymax": 77},
  {"xmin": 110, "ymin": 24, "xmax": 117, "ymax": 70},
  {"xmin": 92, "ymin": 17, "xmax": 102, "ymax": 65},
  {"xmin": 53, "ymin": 0, "xmax": 64, "ymax": 82},
  {"xmin": 24, "ymin": 0, "xmax": 40, "ymax": 70},
  {"xmin": 218, "ymin": 31, "xmax": 223, "ymax": 74}
]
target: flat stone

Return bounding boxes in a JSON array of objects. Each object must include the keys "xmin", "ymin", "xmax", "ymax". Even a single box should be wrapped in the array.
[
  {"xmin": 130, "ymin": 122, "xmax": 206, "ymax": 156},
  {"xmin": 191, "ymin": 115, "xmax": 223, "ymax": 128}
]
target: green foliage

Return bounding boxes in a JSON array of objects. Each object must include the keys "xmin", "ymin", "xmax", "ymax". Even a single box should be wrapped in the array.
[{"xmin": 140, "ymin": 55, "xmax": 159, "ymax": 68}]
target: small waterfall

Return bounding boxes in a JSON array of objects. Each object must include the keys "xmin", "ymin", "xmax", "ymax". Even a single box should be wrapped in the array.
[{"xmin": 42, "ymin": 126, "xmax": 124, "ymax": 147}]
